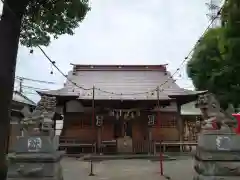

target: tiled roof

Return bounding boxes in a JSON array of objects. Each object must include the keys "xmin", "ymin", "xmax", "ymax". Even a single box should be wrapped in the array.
[
  {"xmin": 181, "ymin": 101, "xmax": 201, "ymax": 115},
  {"xmin": 38, "ymin": 65, "xmax": 205, "ymax": 100},
  {"xmin": 12, "ymin": 91, "xmax": 36, "ymax": 106}
]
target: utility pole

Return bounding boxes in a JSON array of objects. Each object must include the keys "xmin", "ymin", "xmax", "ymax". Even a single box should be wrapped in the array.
[
  {"xmin": 206, "ymin": 0, "xmax": 221, "ymax": 28},
  {"xmin": 156, "ymin": 86, "xmax": 163, "ymax": 176},
  {"xmin": 19, "ymin": 77, "xmax": 23, "ymax": 94},
  {"xmin": 92, "ymin": 86, "xmax": 95, "ymax": 127}
]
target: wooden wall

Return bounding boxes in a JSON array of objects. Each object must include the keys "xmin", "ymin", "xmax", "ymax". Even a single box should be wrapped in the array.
[
  {"xmin": 63, "ymin": 113, "xmax": 96, "ymax": 142},
  {"xmin": 132, "ymin": 117, "xmax": 148, "ymax": 141},
  {"xmin": 62, "ymin": 113, "xmax": 115, "ymax": 142},
  {"xmin": 183, "ymin": 117, "xmax": 200, "ymax": 141},
  {"xmin": 62, "ymin": 111, "xmax": 180, "ymax": 142},
  {"xmin": 131, "ymin": 112, "xmax": 179, "ymax": 142},
  {"xmin": 151, "ymin": 112, "xmax": 179, "ymax": 141},
  {"xmin": 101, "ymin": 119, "xmax": 114, "ymax": 141}
]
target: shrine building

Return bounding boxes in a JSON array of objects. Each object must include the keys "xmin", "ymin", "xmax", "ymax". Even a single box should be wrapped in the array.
[{"xmin": 38, "ymin": 64, "xmax": 206, "ymax": 154}]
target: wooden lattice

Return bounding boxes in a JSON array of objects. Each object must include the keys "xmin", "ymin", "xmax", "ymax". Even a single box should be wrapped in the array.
[
  {"xmin": 159, "ymin": 116, "xmax": 177, "ymax": 128},
  {"xmin": 183, "ymin": 120, "xmax": 199, "ymax": 141}
]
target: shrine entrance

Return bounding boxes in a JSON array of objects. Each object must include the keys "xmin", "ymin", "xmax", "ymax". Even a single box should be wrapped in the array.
[
  {"xmin": 113, "ymin": 119, "xmax": 132, "ymax": 138},
  {"xmin": 113, "ymin": 120, "xmax": 133, "ymax": 153},
  {"xmin": 124, "ymin": 121, "xmax": 133, "ymax": 137},
  {"xmin": 110, "ymin": 109, "xmax": 135, "ymax": 153}
]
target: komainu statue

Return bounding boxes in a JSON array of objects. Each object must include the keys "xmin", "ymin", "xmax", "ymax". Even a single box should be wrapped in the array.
[
  {"xmin": 194, "ymin": 93, "xmax": 240, "ymax": 180},
  {"xmin": 7, "ymin": 96, "xmax": 64, "ymax": 180},
  {"xmin": 195, "ymin": 93, "xmax": 236, "ymax": 131}
]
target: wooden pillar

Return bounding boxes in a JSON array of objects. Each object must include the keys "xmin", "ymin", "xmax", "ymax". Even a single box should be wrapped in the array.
[
  {"xmin": 177, "ymin": 103, "xmax": 183, "ymax": 151},
  {"xmin": 60, "ymin": 103, "xmax": 67, "ymax": 137},
  {"xmin": 148, "ymin": 127, "xmax": 152, "ymax": 154},
  {"xmin": 53, "ymin": 119, "xmax": 56, "ymax": 136},
  {"xmin": 122, "ymin": 121, "xmax": 125, "ymax": 137},
  {"xmin": 97, "ymin": 127, "xmax": 102, "ymax": 154},
  {"xmin": 92, "ymin": 86, "xmax": 95, "ymax": 128}
]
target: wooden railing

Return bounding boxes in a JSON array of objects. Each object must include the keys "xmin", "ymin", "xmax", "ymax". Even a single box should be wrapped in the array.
[
  {"xmin": 100, "ymin": 140, "xmax": 117, "ymax": 154},
  {"xmin": 132, "ymin": 140, "xmax": 154, "ymax": 154},
  {"xmin": 154, "ymin": 141, "xmax": 197, "ymax": 154},
  {"xmin": 59, "ymin": 137, "xmax": 198, "ymax": 154},
  {"xmin": 59, "ymin": 137, "xmax": 97, "ymax": 153}
]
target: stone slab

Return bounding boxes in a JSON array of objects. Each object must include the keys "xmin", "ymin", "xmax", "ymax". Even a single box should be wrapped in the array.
[
  {"xmin": 8, "ymin": 152, "xmax": 64, "ymax": 162},
  {"xmin": 7, "ymin": 162, "xmax": 61, "ymax": 178},
  {"xmin": 193, "ymin": 174, "xmax": 240, "ymax": 180},
  {"xmin": 195, "ymin": 149, "xmax": 240, "ymax": 161},
  {"xmin": 11, "ymin": 136, "xmax": 56, "ymax": 153},
  {"xmin": 194, "ymin": 159, "xmax": 240, "ymax": 176},
  {"xmin": 7, "ymin": 178, "xmax": 62, "ymax": 180},
  {"xmin": 198, "ymin": 133, "xmax": 240, "ymax": 151}
]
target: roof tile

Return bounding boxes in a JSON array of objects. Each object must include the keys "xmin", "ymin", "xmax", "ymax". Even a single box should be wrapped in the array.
[{"xmin": 38, "ymin": 65, "xmax": 204, "ymax": 100}]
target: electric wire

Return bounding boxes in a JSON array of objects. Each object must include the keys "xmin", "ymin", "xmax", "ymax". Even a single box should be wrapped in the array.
[{"xmin": 0, "ymin": 0, "xmax": 224, "ymax": 96}]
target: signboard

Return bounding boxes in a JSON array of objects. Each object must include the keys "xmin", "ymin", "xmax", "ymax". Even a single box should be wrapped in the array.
[
  {"xmin": 216, "ymin": 136, "xmax": 231, "ymax": 151},
  {"xmin": 27, "ymin": 137, "xmax": 42, "ymax": 152}
]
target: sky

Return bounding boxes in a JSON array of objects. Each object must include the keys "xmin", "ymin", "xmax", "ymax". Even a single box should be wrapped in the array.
[
  {"xmin": 0, "ymin": 0, "xmax": 217, "ymax": 134},
  {"xmin": 0, "ymin": 0, "xmax": 213, "ymax": 103}
]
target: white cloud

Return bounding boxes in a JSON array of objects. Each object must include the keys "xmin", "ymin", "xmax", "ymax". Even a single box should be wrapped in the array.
[{"xmin": 16, "ymin": 0, "xmax": 210, "ymax": 102}]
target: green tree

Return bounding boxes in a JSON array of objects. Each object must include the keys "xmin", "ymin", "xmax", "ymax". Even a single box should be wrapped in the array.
[
  {"xmin": 0, "ymin": 0, "xmax": 90, "ymax": 179},
  {"xmin": 187, "ymin": 28, "xmax": 229, "ymax": 107},
  {"xmin": 21, "ymin": 0, "xmax": 90, "ymax": 47},
  {"xmin": 187, "ymin": 0, "xmax": 240, "ymax": 109}
]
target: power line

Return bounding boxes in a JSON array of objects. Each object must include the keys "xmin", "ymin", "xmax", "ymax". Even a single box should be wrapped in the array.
[
  {"xmin": 37, "ymin": 46, "xmax": 92, "ymax": 91},
  {"xmin": 23, "ymin": 91, "xmax": 40, "ymax": 95},
  {"xmin": 15, "ymin": 76, "xmax": 56, "ymax": 85},
  {"xmin": 39, "ymin": 5, "xmax": 223, "ymax": 95},
  {"xmin": 206, "ymin": 0, "xmax": 222, "ymax": 28},
  {"xmin": 21, "ymin": 85, "xmax": 50, "ymax": 91},
  {"xmin": 1, "ymin": 0, "xmax": 224, "ymax": 96}
]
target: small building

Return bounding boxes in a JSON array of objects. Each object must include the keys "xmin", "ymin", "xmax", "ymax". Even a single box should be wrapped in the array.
[
  {"xmin": 9, "ymin": 91, "xmax": 36, "ymax": 150},
  {"xmin": 181, "ymin": 101, "xmax": 202, "ymax": 142},
  {"xmin": 38, "ymin": 65, "xmax": 206, "ymax": 154}
]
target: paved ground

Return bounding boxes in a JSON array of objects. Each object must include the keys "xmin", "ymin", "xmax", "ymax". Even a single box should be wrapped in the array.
[{"xmin": 61, "ymin": 156, "xmax": 195, "ymax": 180}]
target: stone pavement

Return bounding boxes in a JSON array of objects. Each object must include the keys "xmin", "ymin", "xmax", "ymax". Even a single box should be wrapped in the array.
[{"xmin": 61, "ymin": 156, "xmax": 195, "ymax": 180}]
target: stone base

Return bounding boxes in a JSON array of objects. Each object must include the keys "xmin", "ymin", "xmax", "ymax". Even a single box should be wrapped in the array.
[
  {"xmin": 194, "ymin": 159, "xmax": 240, "ymax": 176},
  {"xmin": 193, "ymin": 174, "xmax": 240, "ymax": 180},
  {"xmin": 196, "ymin": 148, "xmax": 240, "ymax": 161},
  {"xmin": 7, "ymin": 178, "xmax": 63, "ymax": 180}
]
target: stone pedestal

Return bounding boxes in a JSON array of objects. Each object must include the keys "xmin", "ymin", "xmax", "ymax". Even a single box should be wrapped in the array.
[
  {"xmin": 117, "ymin": 136, "xmax": 133, "ymax": 153},
  {"xmin": 7, "ymin": 136, "xmax": 64, "ymax": 180},
  {"xmin": 194, "ymin": 131, "xmax": 240, "ymax": 179}
]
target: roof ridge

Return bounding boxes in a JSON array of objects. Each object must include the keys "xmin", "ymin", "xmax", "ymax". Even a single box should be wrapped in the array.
[{"xmin": 13, "ymin": 91, "xmax": 36, "ymax": 105}]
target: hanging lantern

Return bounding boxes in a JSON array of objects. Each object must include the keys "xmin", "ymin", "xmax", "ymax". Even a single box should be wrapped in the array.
[
  {"xmin": 131, "ymin": 112, "xmax": 135, "ymax": 119},
  {"xmin": 96, "ymin": 115, "xmax": 103, "ymax": 127},
  {"xmin": 137, "ymin": 111, "xmax": 141, "ymax": 117},
  {"xmin": 50, "ymin": 61, "xmax": 55, "ymax": 75},
  {"xmin": 116, "ymin": 112, "xmax": 120, "ymax": 120},
  {"xmin": 124, "ymin": 112, "xmax": 128, "ymax": 120},
  {"xmin": 148, "ymin": 115, "xmax": 155, "ymax": 126},
  {"xmin": 109, "ymin": 110, "xmax": 114, "ymax": 116}
]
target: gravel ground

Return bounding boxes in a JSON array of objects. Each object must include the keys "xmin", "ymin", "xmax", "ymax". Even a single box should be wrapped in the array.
[{"xmin": 61, "ymin": 156, "xmax": 195, "ymax": 180}]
